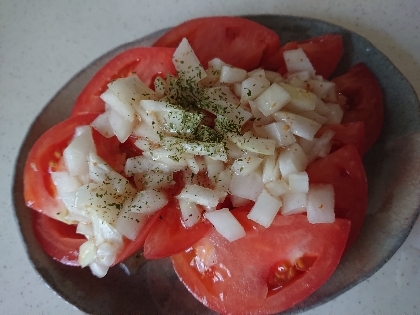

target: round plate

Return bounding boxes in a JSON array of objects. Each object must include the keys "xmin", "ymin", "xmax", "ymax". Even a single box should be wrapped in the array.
[{"xmin": 13, "ymin": 15, "xmax": 420, "ymax": 314}]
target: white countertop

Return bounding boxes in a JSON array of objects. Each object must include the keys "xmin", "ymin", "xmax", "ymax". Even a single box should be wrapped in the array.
[{"xmin": 1, "ymin": 0, "xmax": 420, "ymax": 314}]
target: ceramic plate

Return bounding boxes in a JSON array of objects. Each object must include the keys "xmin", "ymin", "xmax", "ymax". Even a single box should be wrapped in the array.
[{"xmin": 13, "ymin": 15, "xmax": 420, "ymax": 314}]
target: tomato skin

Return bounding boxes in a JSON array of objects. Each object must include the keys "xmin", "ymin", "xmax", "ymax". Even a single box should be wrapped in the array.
[
  {"xmin": 277, "ymin": 34, "xmax": 343, "ymax": 78},
  {"xmin": 71, "ymin": 47, "xmax": 177, "ymax": 116},
  {"xmin": 316, "ymin": 121, "xmax": 365, "ymax": 157},
  {"xmin": 24, "ymin": 114, "xmax": 100, "ymax": 222},
  {"xmin": 153, "ymin": 16, "xmax": 281, "ymax": 71},
  {"xmin": 172, "ymin": 207, "xmax": 350, "ymax": 315},
  {"xmin": 306, "ymin": 144, "xmax": 368, "ymax": 249},
  {"xmin": 332, "ymin": 63, "xmax": 384, "ymax": 151},
  {"xmin": 33, "ymin": 211, "xmax": 85, "ymax": 266}
]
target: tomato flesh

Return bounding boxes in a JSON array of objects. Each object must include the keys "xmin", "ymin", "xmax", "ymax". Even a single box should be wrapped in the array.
[
  {"xmin": 153, "ymin": 16, "xmax": 281, "ymax": 71},
  {"xmin": 277, "ymin": 34, "xmax": 343, "ymax": 79},
  {"xmin": 333, "ymin": 63, "xmax": 384, "ymax": 151},
  {"xmin": 307, "ymin": 144, "xmax": 368, "ymax": 249},
  {"xmin": 172, "ymin": 208, "xmax": 350, "ymax": 314},
  {"xmin": 71, "ymin": 47, "xmax": 177, "ymax": 116}
]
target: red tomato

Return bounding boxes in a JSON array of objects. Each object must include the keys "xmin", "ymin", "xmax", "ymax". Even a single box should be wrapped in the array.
[
  {"xmin": 33, "ymin": 211, "xmax": 85, "ymax": 266},
  {"xmin": 172, "ymin": 207, "xmax": 350, "ymax": 314},
  {"xmin": 332, "ymin": 63, "xmax": 384, "ymax": 151},
  {"xmin": 71, "ymin": 47, "xmax": 177, "ymax": 116},
  {"xmin": 153, "ymin": 16, "xmax": 281, "ymax": 71},
  {"xmin": 143, "ymin": 201, "xmax": 212, "ymax": 259},
  {"xmin": 306, "ymin": 144, "xmax": 368, "ymax": 249},
  {"xmin": 316, "ymin": 121, "xmax": 365, "ymax": 157},
  {"xmin": 24, "ymin": 114, "xmax": 99, "ymax": 222},
  {"xmin": 277, "ymin": 34, "xmax": 343, "ymax": 79}
]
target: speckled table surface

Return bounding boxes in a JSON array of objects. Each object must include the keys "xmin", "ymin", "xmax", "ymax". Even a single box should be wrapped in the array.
[{"xmin": 2, "ymin": 0, "xmax": 420, "ymax": 314}]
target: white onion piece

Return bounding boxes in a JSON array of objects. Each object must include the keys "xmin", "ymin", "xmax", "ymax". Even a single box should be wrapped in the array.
[
  {"xmin": 254, "ymin": 83, "xmax": 291, "ymax": 116},
  {"xmin": 273, "ymin": 111, "xmax": 321, "ymax": 141},
  {"xmin": 283, "ymin": 48, "xmax": 315, "ymax": 75},
  {"xmin": 204, "ymin": 208, "xmax": 246, "ymax": 242},
  {"xmin": 230, "ymin": 195, "xmax": 252, "ymax": 207},
  {"xmin": 127, "ymin": 189, "xmax": 168, "ymax": 214},
  {"xmin": 63, "ymin": 127, "xmax": 96, "ymax": 176},
  {"xmin": 248, "ymin": 100, "xmax": 275, "ymax": 125},
  {"xmin": 178, "ymin": 184, "xmax": 226, "ymax": 208},
  {"xmin": 307, "ymin": 129, "xmax": 336, "ymax": 163},
  {"xmin": 307, "ymin": 79, "xmax": 336, "ymax": 99},
  {"xmin": 91, "ymin": 214, "xmax": 123, "ymax": 249},
  {"xmin": 278, "ymin": 83, "xmax": 317, "ymax": 112},
  {"xmin": 229, "ymin": 169, "xmax": 264, "ymax": 201},
  {"xmin": 247, "ymin": 189, "xmax": 282, "ymax": 228},
  {"xmin": 288, "ymin": 172, "xmax": 309, "ymax": 193},
  {"xmin": 281, "ymin": 192, "xmax": 307, "ymax": 215},
  {"xmin": 220, "ymin": 65, "xmax": 247, "ymax": 83},
  {"xmin": 287, "ymin": 70, "xmax": 311, "ymax": 82},
  {"xmin": 258, "ymin": 121, "xmax": 296, "ymax": 147},
  {"xmin": 227, "ymin": 133, "xmax": 275, "ymax": 155},
  {"xmin": 108, "ymin": 75, "xmax": 157, "ymax": 105},
  {"xmin": 204, "ymin": 157, "xmax": 224, "ymax": 185},
  {"xmin": 172, "ymin": 38, "xmax": 206, "ymax": 83},
  {"xmin": 262, "ymin": 155, "xmax": 280, "ymax": 184},
  {"xmin": 264, "ymin": 70, "xmax": 284, "ymax": 83},
  {"xmin": 265, "ymin": 179, "xmax": 290, "ymax": 198},
  {"xmin": 91, "ymin": 111, "xmax": 114, "ymax": 138},
  {"xmin": 214, "ymin": 168, "xmax": 232, "ymax": 192},
  {"xmin": 114, "ymin": 209, "xmax": 149, "ymax": 240},
  {"xmin": 225, "ymin": 140, "xmax": 244, "ymax": 160},
  {"xmin": 314, "ymin": 98, "xmax": 331, "ymax": 116},
  {"xmin": 125, "ymin": 155, "xmax": 170, "ymax": 177},
  {"xmin": 288, "ymin": 77, "xmax": 307, "ymax": 89},
  {"xmin": 89, "ymin": 261, "xmax": 109, "ymax": 278},
  {"xmin": 179, "ymin": 199, "xmax": 202, "ymax": 227},
  {"xmin": 307, "ymin": 184, "xmax": 335, "ymax": 223},
  {"xmin": 231, "ymin": 152, "xmax": 262, "ymax": 176},
  {"xmin": 299, "ymin": 110, "xmax": 328, "ymax": 125},
  {"xmin": 100, "ymin": 89, "xmax": 136, "ymax": 122},
  {"xmin": 154, "ymin": 76, "xmax": 167, "ymax": 98},
  {"xmin": 278, "ymin": 143, "xmax": 308, "ymax": 181},
  {"xmin": 133, "ymin": 171, "xmax": 174, "ymax": 190},
  {"xmin": 108, "ymin": 109, "xmax": 136, "ymax": 143},
  {"xmin": 324, "ymin": 103, "xmax": 344, "ymax": 125},
  {"xmin": 79, "ymin": 240, "xmax": 96, "ymax": 268},
  {"xmin": 240, "ymin": 76, "xmax": 270, "ymax": 103}
]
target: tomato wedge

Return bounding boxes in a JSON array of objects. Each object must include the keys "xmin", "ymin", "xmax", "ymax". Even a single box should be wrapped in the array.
[
  {"xmin": 33, "ymin": 211, "xmax": 85, "ymax": 266},
  {"xmin": 333, "ymin": 63, "xmax": 384, "ymax": 151},
  {"xmin": 71, "ymin": 47, "xmax": 177, "ymax": 116},
  {"xmin": 172, "ymin": 207, "xmax": 350, "ymax": 314},
  {"xmin": 143, "ymin": 202, "xmax": 212, "ymax": 259},
  {"xmin": 153, "ymin": 16, "xmax": 281, "ymax": 71},
  {"xmin": 24, "ymin": 114, "xmax": 100, "ymax": 222},
  {"xmin": 277, "ymin": 34, "xmax": 343, "ymax": 79},
  {"xmin": 317, "ymin": 121, "xmax": 365, "ymax": 157},
  {"xmin": 307, "ymin": 144, "xmax": 368, "ymax": 249}
]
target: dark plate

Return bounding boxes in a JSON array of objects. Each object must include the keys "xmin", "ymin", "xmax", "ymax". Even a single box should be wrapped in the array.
[{"xmin": 13, "ymin": 15, "xmax": 420, "ymax": 314}]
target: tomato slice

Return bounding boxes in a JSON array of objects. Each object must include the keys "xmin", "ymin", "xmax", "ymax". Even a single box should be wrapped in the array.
[
  {"xmin": 316, "ymin": 121, "xmax": 365, "ymax": 157},
  {"xmin": 332, "ymin": 63, "xmax": 384, "ymax": 151},
  {"xmin": 277, "ymin": 34, "xmax": 343, "ymax": 79},
  {"xmin": 33, "ymin": 211, "xmax": 85, "ymax": 266},
  {"xmin": 71, "ymin": 47, "xmax": 177, "ymax": 116},
  {"xmin": 24, "ymin": 114, "xmax": 99, "ymax": 222},
  {"xmin": 172, "ymin": 207, "xmax": 350, "ymax": 314},
  {"xmin": 143, "ymin": 201, "xmax": 212, "ymax": 259},
  {"xmin": 306, "ymin": 144, "xmax": 368, "ymax": 249},
  {"xmin": 153, "ymin": 16, "xmax": 281, "ymax": 71}
]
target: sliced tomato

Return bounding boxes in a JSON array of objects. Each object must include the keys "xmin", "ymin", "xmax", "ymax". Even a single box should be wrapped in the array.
[
  {"xmin": 316, "ymin": 121, "xmax": 365, "ymax": 157},
  {"xmin": 143, "ymin": 201, "xmax": 212, "ymax": 259},
  {"xmin": 33, "ymin": 211, "xmax": 85, "ymax": 266},
  {"xmin": 172, "ymin": 207, "xmax": 350, "ymax": 314},
  {"xmin": 24, "ymin": 114, "xmax": 99, "ymax": 222},
  {"xmin": 277, "ymin": 34, "xmax": 343, "ymax": 79},
  {"xmin": 71, "ymin": 47, "xmax": 177, "ymax": 116},
  {"xmin": 306, "ymin": 144, "xmax": 368, "ymax": 249},
  {"xmin": 332, "ymin": 63, "xmax": 383, "ymax": 151},
  {"xmin": 153, "ymin": 16, "xmax": 281, "ymax": 71}
]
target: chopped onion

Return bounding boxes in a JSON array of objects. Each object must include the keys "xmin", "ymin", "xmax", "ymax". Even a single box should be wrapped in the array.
[
  {"xmin": 204, "ymin": 208, "xmax": 246, "ymax": 242},
  {"xmin": 247, "ymin": 189, "xmax": 282, "ymax": 228}
]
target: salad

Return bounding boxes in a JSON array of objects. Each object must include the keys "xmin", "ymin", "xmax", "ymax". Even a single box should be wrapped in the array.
[{"xmin": 24, "ymin": 16, "xmax": 383, "ymax": 314}]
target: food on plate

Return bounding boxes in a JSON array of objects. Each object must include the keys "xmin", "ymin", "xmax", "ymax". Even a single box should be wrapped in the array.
[{"xmin": 23, "ymin": 16, "xmax": 383, "ymax": 314}]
